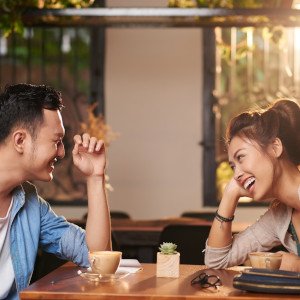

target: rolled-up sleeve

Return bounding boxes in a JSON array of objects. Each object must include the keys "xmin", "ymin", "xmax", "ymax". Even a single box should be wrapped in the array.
[
  {"xmin": 59, "ymin": 224, "xmax": 89, "ymax": 267},
  {"xmin": 39, "ymin": 197, "xmax": 89, "ymax": 267}
]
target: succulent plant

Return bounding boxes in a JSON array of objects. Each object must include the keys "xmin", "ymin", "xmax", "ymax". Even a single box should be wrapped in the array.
[{"xmin": 159, "ymin": 242, "xmax": 178, "ymax": 255}]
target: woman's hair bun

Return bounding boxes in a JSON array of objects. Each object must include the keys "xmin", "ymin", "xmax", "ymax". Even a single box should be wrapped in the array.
[
  {"xmin": 226, "ymin": 98, "xmax": 300, "ymax": 165},
  {"xmin": 270, "ymin": 99, "xmax": 300, "ymax": 165}
]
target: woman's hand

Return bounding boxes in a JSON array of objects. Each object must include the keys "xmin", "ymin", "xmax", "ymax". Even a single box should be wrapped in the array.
[
  {"xmin": 206, "ymin": 176, "xmax": 251, "ymax": 251},
  {"xmin": 222, "ymin": 177, "xmax": 249, "ymax": 206},
  {"xmin": 279, "ymin": 252, "xmax": 300, "ymax": 272}
]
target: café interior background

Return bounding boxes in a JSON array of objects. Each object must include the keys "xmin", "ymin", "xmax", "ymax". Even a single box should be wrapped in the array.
[{"xmin": 52, "ymin": 0, "xmax": 267, "ymax": 222}]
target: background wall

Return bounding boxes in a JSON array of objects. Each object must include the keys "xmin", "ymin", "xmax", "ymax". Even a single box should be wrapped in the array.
[
  {"xmin": 105, "ymin": 27, "xmax": 203, "ymax": 219},
  {"xmin": 53, "ymin": 0, "xmax": 267, "ymax": 223}
]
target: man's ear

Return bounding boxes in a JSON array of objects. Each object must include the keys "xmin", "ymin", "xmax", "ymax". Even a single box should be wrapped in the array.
[
  {"xmin": 12, "ymin": 130, "xmax": 28, "ymax": 154},
  {"xmin": 270, "ymin": 137, "xmax": 283, "ymax": 158}
]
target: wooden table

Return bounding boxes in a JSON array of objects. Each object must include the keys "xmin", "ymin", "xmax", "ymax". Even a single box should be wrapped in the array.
[
  {"xmin": 70, "ymin": 217, "xmax": 251, "ymax": 234},
  {"xmin": 111, "ymin": 217, "xmax": 250, "ymax": 232},
  {"xmin": 20, "ymin": 262, "xmax": 299, "ymax": 300}
]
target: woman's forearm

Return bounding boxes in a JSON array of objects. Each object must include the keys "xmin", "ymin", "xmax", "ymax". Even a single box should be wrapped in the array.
[{"xmin": 207, "ymin": 193, "xmax": 239, "ymax": 248}]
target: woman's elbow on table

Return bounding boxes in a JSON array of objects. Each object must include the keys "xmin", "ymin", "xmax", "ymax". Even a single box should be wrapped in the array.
[
  {"xmin": 204, "ymin": 245, "xmax": 232, "ymax": 269},
  {"xmin": 204, "ymin": 255, "xmax": 229, "ymax": 269}
]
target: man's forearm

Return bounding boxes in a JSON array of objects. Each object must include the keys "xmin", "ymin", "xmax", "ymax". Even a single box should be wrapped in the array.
[{"xmin": 85, "ymin": 175, "xmax": 111, "ymax": 251}]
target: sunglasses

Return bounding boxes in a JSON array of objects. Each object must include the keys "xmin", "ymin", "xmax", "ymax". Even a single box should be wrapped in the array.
[{"xmin": 191, "ymin": 272, "xmax": 222, "ymax": 288}]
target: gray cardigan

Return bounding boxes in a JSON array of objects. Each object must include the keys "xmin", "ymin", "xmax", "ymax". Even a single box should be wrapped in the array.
[{"xmin": 204, "ymin": 202, "xmax": 297, "ymax": 269}]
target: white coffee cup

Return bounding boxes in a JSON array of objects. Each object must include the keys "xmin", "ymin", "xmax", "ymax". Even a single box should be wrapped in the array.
[
  {"xmin": 88, "ymin": 251, "xmax": 122, "ymax": 274},
  {"xmin": 248, "ymin": 252, "xmax": 282, "ymax": 270}
]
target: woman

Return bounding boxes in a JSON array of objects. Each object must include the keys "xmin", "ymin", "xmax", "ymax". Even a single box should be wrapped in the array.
[{"xmin": 205, "ymin": 99, "xmax": 300, "ymax": 271}]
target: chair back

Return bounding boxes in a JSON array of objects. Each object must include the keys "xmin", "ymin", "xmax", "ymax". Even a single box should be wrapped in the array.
[
  {"xmin": 181, "ymin": 211, "xmax": 215, "ymax": 221},
  {"xmin": 110, "ymin": 211, "xmax": 131, "ymax": 219},
  {"xmin": 158, "ymin": 224, "xmax": 211, "ymax": 265},
  {"xmin": 112, "ymin": 232, "xmax": 121, "ymax": 251}
]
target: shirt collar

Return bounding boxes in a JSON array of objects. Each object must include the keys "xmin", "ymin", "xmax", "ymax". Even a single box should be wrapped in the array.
[{"xmin": 10, "ymin": 185, "xmax": 26, "ymax": 221}]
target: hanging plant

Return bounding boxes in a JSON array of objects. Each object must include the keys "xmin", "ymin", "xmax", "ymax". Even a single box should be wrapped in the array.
[
  {"xmin": 168, "ymin": 0, "xmax": 293, "ymax": 8},
  {"xmin": 0, "ymin": 0, "xmax": 95, "ymax": 37}
]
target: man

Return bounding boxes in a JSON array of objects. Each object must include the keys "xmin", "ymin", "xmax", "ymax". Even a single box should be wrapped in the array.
[{"xmin": 0, "ymin": 83, "xmax": 111, "ymax": 299}]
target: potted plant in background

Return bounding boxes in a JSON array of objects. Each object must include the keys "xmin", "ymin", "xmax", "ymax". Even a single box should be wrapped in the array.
[{"xmin": 156, "ymin": 242, "xmax": 180, "ymax": 278}]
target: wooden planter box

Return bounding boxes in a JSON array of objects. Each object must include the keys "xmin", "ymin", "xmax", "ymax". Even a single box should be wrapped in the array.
[{"xmin": 156, "ymin": 252, "xmax": 180, "ymax": 278}]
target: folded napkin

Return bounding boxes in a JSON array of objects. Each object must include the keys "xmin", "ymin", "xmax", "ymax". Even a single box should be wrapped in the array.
[{"xmin": 117, "ymin": 259, "xmax": 142, "ymax": 274}]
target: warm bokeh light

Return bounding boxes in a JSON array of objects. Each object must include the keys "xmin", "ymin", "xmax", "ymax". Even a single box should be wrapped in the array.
[
  {"xmin": 294, "ymin": 27, "xmax": 300, "ymax": 49},
  {"xmin": 294, "ymin": 1, "xmax": 300, "ymax": 9}
]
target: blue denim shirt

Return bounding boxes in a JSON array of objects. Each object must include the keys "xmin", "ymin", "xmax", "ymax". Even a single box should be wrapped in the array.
[{"xmin": 8, "ymin": 182, "xmax": 89, "ymax": 300}]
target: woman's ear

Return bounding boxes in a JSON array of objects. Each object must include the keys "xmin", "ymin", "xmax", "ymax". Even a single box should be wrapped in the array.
[
  {"xmin": 12, "ymin": 130, "xmax": 28, "ymax": 154},
  {"xmin": 270, "ymin": 137, "xmax": 283, "ymax": 158}
]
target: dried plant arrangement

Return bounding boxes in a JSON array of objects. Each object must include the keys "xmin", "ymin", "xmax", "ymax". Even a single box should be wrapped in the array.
[
  {"xmin": 80, "ymin": 103, "xmax": 119, "ymax": 147},
  {"xmin": 80, "ymin": 103, "xmax": 119, "ymax": 192}
]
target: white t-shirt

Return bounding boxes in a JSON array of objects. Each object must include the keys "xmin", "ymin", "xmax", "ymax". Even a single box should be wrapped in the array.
[{"xmin": 0, "ymin": 199, "xmax": 15, "ymax": 299}]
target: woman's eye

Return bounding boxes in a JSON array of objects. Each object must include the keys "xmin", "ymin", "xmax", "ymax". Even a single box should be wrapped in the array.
[{"xmin": 237, "ymin": 154, "xmax": 244, "ymax": 161}]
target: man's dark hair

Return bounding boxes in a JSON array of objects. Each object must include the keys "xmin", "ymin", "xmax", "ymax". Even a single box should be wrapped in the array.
[{"xmin": 0, "ymin": 83, "xmax": 64, "ymax": 143}]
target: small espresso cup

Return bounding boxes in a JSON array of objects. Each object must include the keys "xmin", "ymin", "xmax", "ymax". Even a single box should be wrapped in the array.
[
  {"xmin": 88, "ymin": 251, "xmax": 122, "ymax": 274},
  {"xmin": 248, "ymin": 252, "xmax": 282, "ymax": 270}
]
